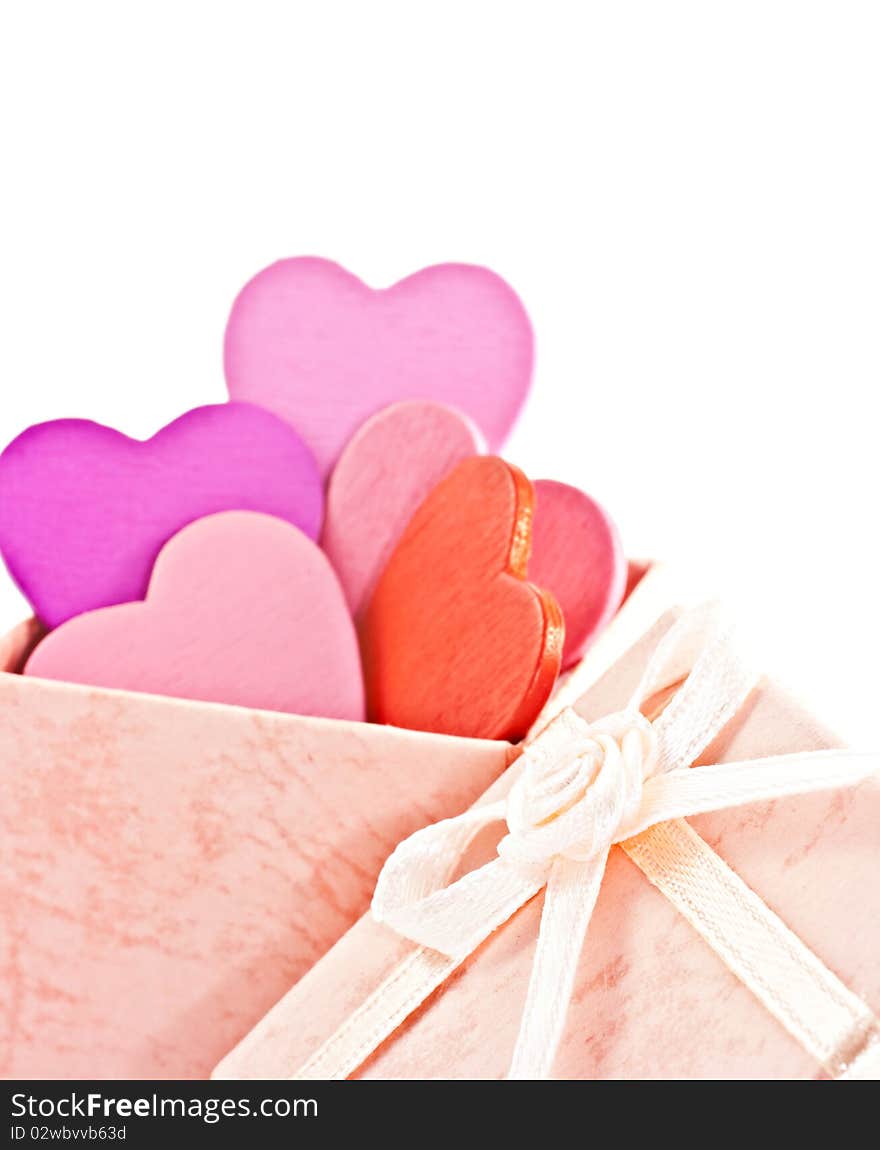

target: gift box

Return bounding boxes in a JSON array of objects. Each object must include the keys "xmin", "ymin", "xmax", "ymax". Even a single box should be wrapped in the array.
[
  {"xmin": 214, "ymin": 605, "xmax": 880, "ymax": 1080},
  {"xmin": 0, "ymin": 618, "xmax": 513, "ymax": 1079},
  {"xmin": 0, "ymin": 561, "xmax": 676, "ymax": 1079}
]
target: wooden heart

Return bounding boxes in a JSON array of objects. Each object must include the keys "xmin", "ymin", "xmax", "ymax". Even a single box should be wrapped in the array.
[
  {"xmin": 25, "ymin": 511, "xmax": 364, "ymax": 720},
  {"xmin": 0, "ymin": 403, "xmax": 322, "ymax": 629},
  {"xmin": 224, "ymin": 257, "xmax": 533, "ymax": 476},
  {"xmin": 322, "ymin": 400, "xmax": 481, "ymax": 617},
  {"xmin": 530, "ymin": 480, "xmax": 627, "ymax": 669},
  {"xmin": 361, "ymin": 457, "xmax": 563, "ymax": 740}
]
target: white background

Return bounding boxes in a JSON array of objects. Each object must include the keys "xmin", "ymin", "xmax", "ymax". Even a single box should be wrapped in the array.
[{"xmin": 1, "ymin": 3, "xmax": 877, "ymax": 739}]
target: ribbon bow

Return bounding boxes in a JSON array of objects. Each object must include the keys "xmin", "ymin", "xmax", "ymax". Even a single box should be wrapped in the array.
[{"xmin": 371, "ymin": 605, "xmax": 880, "ymax": 1079}]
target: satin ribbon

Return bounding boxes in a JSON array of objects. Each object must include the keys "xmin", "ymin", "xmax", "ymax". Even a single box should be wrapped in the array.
[{"xmin": 298, "ymin": 605, "xmax": 880, "ymax": 1080}]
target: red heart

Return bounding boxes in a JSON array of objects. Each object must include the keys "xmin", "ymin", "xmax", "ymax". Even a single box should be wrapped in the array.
[{"xmin": 361, "ymin": 457, "xmax": 563, "ymax": 741}]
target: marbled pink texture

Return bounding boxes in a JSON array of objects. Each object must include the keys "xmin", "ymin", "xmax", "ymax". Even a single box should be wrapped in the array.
[
  {"xmin": 215, "ymin": 613, "xmax": 880, "ymax": 1080},
  {"xmin": 0, "ymin": 630, "xmax": 513, "ymax": 1079}
]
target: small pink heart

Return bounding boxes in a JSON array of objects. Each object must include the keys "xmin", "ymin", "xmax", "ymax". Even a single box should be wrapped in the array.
[
  {"xmin": 25, "ymin": 511, "xmax": 364, "ymax": 720},
  {"xmin": 322, "ymin": 400, "xmax": 482, "ymax": 617},
  {"xmin": 223, "ymin": 257, "xmax": 533, "ymax": 477},
  {"xmin": 0, "ymin": 403, "xmax": 323, "ymax": 629},
  {"xmin": 529, "ymin": 480, "xmax": 627, "ymax": 669}
]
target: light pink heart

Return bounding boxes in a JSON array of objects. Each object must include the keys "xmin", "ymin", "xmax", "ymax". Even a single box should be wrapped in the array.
[
  {"xmin": 224, "ymin": 257, "xmax": 533, "ymax": 477},
  {"xmin": 322, "ymin": 400, "xmax": 482, "ymax": 617},
  {"xmin": 25, "ymin": 511, "xmax": 364, "ymax": 720}
]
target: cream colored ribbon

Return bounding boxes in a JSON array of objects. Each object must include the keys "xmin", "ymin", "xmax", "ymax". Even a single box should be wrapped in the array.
[{"xmin": 296, "ymin": 605, "xmax": 880, "ymax": 1080}]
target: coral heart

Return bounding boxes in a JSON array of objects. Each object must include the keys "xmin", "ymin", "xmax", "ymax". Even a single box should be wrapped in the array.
[
  {"xmin": 0, "ymin": 403, "xmax": 322, "ymax": 629},
  {"xmin": 530, "ymin": 480, "xmax": 627, "ymax": 670},
  {"xmin": 322, "ymin": 400, "xmax": 482, "ymax": 617},
  {"xmin": 361, "ymin": 456, "xmax": 563, "ymax": 741},
  {"xmin": 25, "ymin": 511, "xmax": 364, "ymax": 720},
  {"xmin": 223, "ymin": 257, "xmax": 533, "ymax": 477}
]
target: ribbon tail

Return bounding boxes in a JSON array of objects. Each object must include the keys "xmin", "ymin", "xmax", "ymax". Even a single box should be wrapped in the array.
[
  {"xmin": 508, "ymin": 852, "xmax": 608, "ymax": 1080},
  {"xmin": 626, "ymin": 749, "xmax": 880, "ymax": 839},
  {"xmin": 292, "ymin": 947, "xmax": 460, "ymax": 1081},
  {"xmin": 623, "ymin": 818, "xmax": 880, "ymax": 1078}
]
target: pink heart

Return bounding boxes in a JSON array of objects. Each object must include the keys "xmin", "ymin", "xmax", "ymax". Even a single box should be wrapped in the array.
[
  {"xmin": 322, "ymin": 400, "xmax": 482, "ymax": 617},
  {"xmin": 25, "ymin": 511, "xmax": 364, "ymax": 720},
  {"xmin": 0, "ymin": 403, "xmax": 323, "ymax": 629},
  {"xmin": 530, "ymin": 480, "xmax": 627, "ymax": 669},
  {"xmin": 223, "ymin": 257, "xmax": 533, "ymax": 477}
]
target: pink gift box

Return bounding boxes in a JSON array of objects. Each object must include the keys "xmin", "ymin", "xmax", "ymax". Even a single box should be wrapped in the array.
[
  {"xmin": 214, "ymin": 608, "xmax": 880, "ymax": 1080},
  {"xmin": 0, "ymin": 619, "xmax": 510, "ymax": 1079},
  {"xmin": 0, "ymin": 562, "xmax": 672, "ymax": 1079}
]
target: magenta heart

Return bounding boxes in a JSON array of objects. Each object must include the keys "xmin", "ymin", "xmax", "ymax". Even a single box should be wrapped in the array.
[
  {"xmin": 0, "ymin": 403, "xmax": 322, "ymax": 629},
  {"xmin": 223, "ymin": 257, "xmax": 534, "ymax": 476}
]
